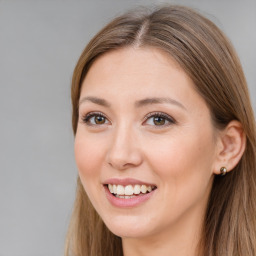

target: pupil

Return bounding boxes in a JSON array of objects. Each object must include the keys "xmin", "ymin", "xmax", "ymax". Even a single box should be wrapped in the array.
[
  {"xmin": 154, "ymin": 117, "xmax": 165, "ymax": 125},
  {"xmin": 95, "ymin": 116, "xmax": 105, "ymax": 124}
]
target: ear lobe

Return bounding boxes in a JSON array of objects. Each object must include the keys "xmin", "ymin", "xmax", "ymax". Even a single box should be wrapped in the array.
[{"xmin": 213, "ymin": 120, "xmax": 246, "ymax": 175}]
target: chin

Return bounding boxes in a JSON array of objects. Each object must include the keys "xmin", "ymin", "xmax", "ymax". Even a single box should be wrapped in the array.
[{"xmin": 102, "ymin": 214, "xmax": 156, "ymax": 238}]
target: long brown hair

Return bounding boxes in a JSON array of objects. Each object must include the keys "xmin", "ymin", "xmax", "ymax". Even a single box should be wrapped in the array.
[{"xmin": 65, "ymin": 5, "xmax": 256, "ymax": 256}]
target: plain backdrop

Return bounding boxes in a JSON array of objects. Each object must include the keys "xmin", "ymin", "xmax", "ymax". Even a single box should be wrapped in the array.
[{"xmin": 0, "ymin": 0, "xmax": 255, "ymax": 255}]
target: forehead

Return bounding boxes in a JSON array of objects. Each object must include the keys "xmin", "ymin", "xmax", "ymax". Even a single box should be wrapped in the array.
[
  {"xmin": 87, "ymin": 46, "xmax": 182, "ymax": 75},
  {"xmin": 81, "ymin": 47, "xmax": 194, "ymax": 98}
]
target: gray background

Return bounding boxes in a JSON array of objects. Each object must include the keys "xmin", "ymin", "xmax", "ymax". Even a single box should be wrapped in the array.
[{"xmin": 0, "ymin": 0, "xmax": 255, "ymax": 255}]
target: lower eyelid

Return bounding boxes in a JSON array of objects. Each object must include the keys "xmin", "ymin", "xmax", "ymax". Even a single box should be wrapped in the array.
[{"xmin": 146, "ymin": 119, "xmax": 173, "ymax": 127}]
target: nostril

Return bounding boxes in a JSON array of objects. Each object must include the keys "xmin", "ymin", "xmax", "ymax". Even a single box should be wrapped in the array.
[
  {"xmin": 107, "ymin": 151, "xmax": 143, "ymax": 170},
  {"xmin": 107, "ymin": 154, "xmax": 135, "ymax": 170},
  {"xmin": 108, "ymin": 161, "xmax": 138, "ymax": 171}
]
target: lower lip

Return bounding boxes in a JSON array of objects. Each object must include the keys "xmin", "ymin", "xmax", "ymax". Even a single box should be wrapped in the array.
[{"xmin": 104, "ymin": 186, "xmax": 156, "ymax": 208}]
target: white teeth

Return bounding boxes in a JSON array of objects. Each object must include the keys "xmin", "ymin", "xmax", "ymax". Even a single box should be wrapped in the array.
[
  {"xmin": 108, "ymin": 184, "xmax": 156, "ymax": 196},
  {"xmin": 113, "ymin": 184, "xmax": 117, "ymax": 194},
  {"xmin": 116, "ymin": 195, "xmax": 125, "ymax": 199},
  {"xmin": 116, "ymin": 185, "xmax": 125, "ymax": 195},
  {"xmin": 108, "ymin": 184, "xmax": 113, "ymax": 193},
  {"xmin": 134, "ymin": 185, "xmax": 141, "ymax": 194},
  {"xmin": 124, "ymin": 185, "xmax": 133, "ymax": 196},
  {"xmin": 116, "ymin": 195, "xmax": 136, "ymax": 199},
  {"xmin": 141, "ymin": 185, "xmax": 147, "ymax": 194}
]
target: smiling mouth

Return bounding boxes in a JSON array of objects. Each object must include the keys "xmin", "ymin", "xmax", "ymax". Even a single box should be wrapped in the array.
[{"xmin": 106, "ymin": 184, "xmax": 157, "ymax": 199}]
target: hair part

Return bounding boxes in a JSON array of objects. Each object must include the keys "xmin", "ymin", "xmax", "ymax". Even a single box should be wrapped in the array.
[{"xmin": 66, "ymin": 5, "xmax": 256, "ymax": 256}]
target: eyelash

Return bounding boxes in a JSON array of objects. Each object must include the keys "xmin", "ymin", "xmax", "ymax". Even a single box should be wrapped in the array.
[
  {"xmin": 82, "ymin": 112, "xmax": 109, "ymax": 126},
  {"xmin": 81, "ymin": 111, "xmax": 176, "ymax": 127},
  {"xmin": 143, "ymin": 112, "xmax": 176, "ymax": 127}
]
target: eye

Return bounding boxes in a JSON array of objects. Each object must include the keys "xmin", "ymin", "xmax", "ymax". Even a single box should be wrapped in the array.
[
  {"xmin": 143, "ymin": 112, "xmax": 176, "ymax": 127},
  {"xmin": 82, "ymin": 112, "xmax": 110, "ymax": 126}
]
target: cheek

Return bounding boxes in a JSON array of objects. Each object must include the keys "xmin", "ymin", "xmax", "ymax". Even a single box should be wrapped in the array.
[
  {"xmin": 74, "ymin": 132, "xmax": 106, "ymax": 179},
  {"xmin": 144, "ymin": 128, "xmax": 215, "ymax": 198},
  {"xmin": 148, "ymin": 128, "xmax": 215, "ymax": 174},
  {"xmin": 74, "ymin": 132, "xmax": 108, "ymax": 209}
]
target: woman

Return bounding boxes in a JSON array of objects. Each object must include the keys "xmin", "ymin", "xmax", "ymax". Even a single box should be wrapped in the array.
[{"xmin": 65, "ymin": 5, "xmax": 256, "ymax": 256}]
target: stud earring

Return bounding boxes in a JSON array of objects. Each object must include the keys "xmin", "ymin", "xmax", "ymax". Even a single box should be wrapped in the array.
[{"xmin": 220, "ymin": 167, "xmax": 227, "ymax": 176}]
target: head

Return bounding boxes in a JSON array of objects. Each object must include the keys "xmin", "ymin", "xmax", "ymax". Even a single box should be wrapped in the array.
[{"xmin": 66, "ymin": 5, "xmax": 256, "ymax": 256}]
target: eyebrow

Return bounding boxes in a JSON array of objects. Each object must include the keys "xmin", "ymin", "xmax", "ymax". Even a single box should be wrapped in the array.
[
  {"xmin": 135, "ymin": 97, "xmax": 186, "ymax": 110},
  {"xmin": 79, "ymin": 96, "xmax": 186, "ymax": 110},
  {"xmin": 79, "ymin": 96, "xmax": 111, "ymax": 107}
]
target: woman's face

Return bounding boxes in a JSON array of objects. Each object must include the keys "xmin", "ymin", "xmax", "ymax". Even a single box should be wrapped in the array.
[{"xmin": 75, "ymin": 47, "xmax": 218, "ymax": 239}]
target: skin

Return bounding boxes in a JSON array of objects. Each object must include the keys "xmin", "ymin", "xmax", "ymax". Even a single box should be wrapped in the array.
[{"xmin": 74, "ymin": 47, "xmax": 230, "ymax": 256}]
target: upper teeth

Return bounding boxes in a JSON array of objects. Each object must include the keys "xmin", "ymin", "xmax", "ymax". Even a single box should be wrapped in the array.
[{"xmin": 108, "ymin": 184, "xmax": 154, "ymax": 196}]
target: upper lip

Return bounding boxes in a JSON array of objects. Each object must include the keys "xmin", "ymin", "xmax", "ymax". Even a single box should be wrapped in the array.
[{"xmin": 103, "ymin": 178, "xmax": 157, "ymax": 187}]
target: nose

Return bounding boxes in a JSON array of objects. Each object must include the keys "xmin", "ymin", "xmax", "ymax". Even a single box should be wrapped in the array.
[{"xmin": 106, "ymin": 124, "xmax": 143, "ymax": 170}]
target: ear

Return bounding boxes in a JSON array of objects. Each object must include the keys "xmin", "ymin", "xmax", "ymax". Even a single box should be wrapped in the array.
[{"xmin": 213, "ymin": 120, "xmax": 246, "ymax": 175}]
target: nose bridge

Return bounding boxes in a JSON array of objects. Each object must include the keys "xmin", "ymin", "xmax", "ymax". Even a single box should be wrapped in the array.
[{"xmin": 107, "ymin": 121, "xmax": 142, "ymax": 170}]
